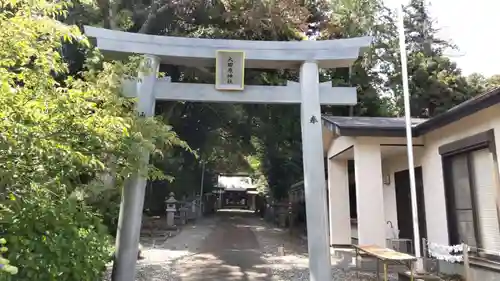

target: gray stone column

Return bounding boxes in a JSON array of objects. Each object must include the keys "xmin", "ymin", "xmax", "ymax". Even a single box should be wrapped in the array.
[
  {"xmin": 299, "ymin": 61, "xmax": 331, "ymax": 281},
  {"xmin": 112, "ymin": 54, "xmax": 160, "ymax": 281},
  {"xmin": 354, "ymin": 141, "xmax": 386, "ymax": 246},
  {"xmin": 328, "ymin": 159, "xmax": 351, "ymax": 245}
]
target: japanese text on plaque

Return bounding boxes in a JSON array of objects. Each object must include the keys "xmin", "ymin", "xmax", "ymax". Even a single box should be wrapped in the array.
[{"xmin": 227, "ymin": 56, "xmax": 234, "ymax": 84}]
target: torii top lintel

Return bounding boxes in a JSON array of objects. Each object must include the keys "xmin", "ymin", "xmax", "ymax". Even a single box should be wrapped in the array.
[{"xmin": 84, "ymin": 26, "xmax": 372, "ymax": 69}]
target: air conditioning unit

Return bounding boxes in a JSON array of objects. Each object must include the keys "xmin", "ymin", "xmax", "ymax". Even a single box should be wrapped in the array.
[{"xmin": 388, "ymin": 239, "xmax": 413, "ymax": 254}]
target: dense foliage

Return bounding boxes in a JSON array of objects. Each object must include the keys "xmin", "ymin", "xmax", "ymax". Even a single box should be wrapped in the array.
[{"xmin": 0, "ymin": 0, "xmax": 187, "ymax": 279}]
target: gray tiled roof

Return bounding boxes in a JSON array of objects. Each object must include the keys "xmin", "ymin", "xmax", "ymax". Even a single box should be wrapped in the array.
[
  {"xmin": 322, "ymin": 116, "xmax": 427, "ymax": 129},
  {"xmin": 321, "ymin": 116, "xmax": 428, "ymax": 137}
]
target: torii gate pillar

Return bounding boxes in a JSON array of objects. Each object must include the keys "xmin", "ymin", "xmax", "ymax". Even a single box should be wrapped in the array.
[
  {"xmin": 111, "ymin": 55, "xmax": 160, "ymax": 281},
  {"xmin": 300, "ymin": 61, "xmax": 331, "ymax": 281}
]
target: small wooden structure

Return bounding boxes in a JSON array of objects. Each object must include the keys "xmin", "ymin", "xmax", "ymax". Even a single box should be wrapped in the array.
[{"xmin": 353, "ymin": 245, "xmax": 417, "ymax": 281}]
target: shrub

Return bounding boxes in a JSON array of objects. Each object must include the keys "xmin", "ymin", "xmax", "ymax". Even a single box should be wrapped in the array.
[
  {"xmin": 0, "ymin": 0, "xmax": 189, "ymax": 280},
  {"xmin": 91, "ymin": 193, "xmax": 121, "ymax": 237},
  {"xmin": 1, "ymin": 189, "xmax": 113, "ymax": 281},
  {"xmin": 0, "ymin": 238, "xmax": 18, "ymax": 279}
]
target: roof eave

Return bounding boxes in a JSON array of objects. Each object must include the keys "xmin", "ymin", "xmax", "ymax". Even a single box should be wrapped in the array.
[{"xmin": 337, "ymin": 127, "xmax": 410, "ymax": 137}]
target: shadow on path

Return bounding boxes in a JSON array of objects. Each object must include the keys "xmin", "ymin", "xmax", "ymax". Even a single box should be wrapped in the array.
[{"xmin": 173, "ymin": 209, "xmax": 272, "ymax": 281}]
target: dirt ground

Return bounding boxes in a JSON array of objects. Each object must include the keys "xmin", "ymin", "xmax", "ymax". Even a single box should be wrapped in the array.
[
  {"xmin": 104, "ymin": 209, "xmax": 396, "ymax": 281},
  {"xmin": 173, "ymin": 210, "xmax": 274, "ymax": 281}
]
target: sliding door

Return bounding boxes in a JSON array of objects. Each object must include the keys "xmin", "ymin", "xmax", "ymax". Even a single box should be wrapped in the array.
[
  {"xmin": 446, "ymin": 148, "xmax": 500, "ymax": 255},
  {"xmin": 448, "ymin": 154, "xmax": 478, "ymax": 248},
  {"xmin": 470, "ymin": 149, "xmax": 500, "ymax": 254}
]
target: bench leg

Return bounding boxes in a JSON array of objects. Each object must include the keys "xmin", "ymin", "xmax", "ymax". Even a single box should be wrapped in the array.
[
  {"xmin": 384, "ymin": 262, "xmax": 388, "ymax": 281},
  {"xmin": 410, "ymin": 262, "xmax": 414, "ymax": 281},
  {"xmin": 377, "ymin": 259, "xmax": 380, "ymax": 281},
  {"xmin": 356, "ymin": 249, "xmax": 359, "ymax": 280}
]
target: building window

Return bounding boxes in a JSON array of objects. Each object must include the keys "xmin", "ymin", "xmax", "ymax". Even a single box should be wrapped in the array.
[{"xmin": 441, "ymin": 130, "xmax": 500, "ymax": 258}]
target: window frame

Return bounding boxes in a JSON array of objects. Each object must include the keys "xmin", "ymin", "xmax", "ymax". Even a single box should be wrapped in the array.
[
  {"xmin": 440, "ymin": 129, "xmax": 499, "ymax": 259},
  {"xmin": 442, "ymin": 153, "xmax": 482, "ymax": 249}
]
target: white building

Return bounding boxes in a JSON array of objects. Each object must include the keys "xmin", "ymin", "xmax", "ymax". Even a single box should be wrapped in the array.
[{"xmin": 323, "ymin": 87, "xmax": 500, "ymax": 278}]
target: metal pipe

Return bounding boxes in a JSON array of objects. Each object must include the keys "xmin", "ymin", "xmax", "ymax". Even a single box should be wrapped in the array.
[
  {"xmin": 397, "ymin": 3, "xmax": 422, "ymax": 270},
  {"xmin": 199, "ymin": 161, "xmax": 205, "ymax": 216}
]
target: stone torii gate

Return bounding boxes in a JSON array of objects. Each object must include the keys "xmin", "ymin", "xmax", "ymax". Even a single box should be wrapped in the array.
[{"xmin": 84, "ymin": 26, "xmax": 371, "ymax": 281}]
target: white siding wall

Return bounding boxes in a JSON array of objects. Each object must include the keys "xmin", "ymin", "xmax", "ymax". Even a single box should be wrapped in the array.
[{"xmin": 421, "ymin": 104, "xmax": 500, "ymax": 245}]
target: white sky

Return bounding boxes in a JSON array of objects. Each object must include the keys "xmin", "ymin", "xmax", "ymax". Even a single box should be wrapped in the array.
[{"xmin": 384, "ymin": 0, "xmax": 500, "ymax": 76}]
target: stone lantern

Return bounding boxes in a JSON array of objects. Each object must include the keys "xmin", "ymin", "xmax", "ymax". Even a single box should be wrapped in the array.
[{"xmin": 165, "ymin": 192, "xmax": 177, "ymax": 227}]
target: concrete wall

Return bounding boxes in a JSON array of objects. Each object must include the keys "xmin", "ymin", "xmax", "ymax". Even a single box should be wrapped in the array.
[
  {"xmin": 348, "ymin": 158, "xmax": 404, "ymax": 241},
  {"xmin": 439, "ymin": 261, "xmax": 500, "ymax": 281},
  {"xmin": 353, "ymin": 139, "xmax": 386, "ymax": 245},
  {"xmin": 327, "ymin": 135, "xmax": 355, "ymax": 158}
]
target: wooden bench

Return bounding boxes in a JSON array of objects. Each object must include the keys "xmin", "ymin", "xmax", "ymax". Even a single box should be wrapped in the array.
[
  {"xmin": 330, "ymin": 243, "xmax": 355, "ymax": 249},
  {"xmin": 353, "ymin": 245, "xmax": 417, "ymax": 281}
]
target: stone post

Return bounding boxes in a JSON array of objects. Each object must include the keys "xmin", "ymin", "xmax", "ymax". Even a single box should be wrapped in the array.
[
  {"xmin": 191, "ymin": 199, "xmax": 197, "ymax": 219},
  {"xmin": 278, "ymin": 204, "xmax": 288, "ymax": 227},
  {"xmin": 179, "ymin": 202, "xmax": 188, "ymax": 225},
  {"xmin": 165, "ymin": 192, "xmax": 177, "ymax": 228},
  {"xmin": 198, "ymin": 195, "xmax": 204, "ymax": 217}
]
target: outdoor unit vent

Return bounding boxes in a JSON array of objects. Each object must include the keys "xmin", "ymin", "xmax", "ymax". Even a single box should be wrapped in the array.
[{"xmin": 388, "ymin": 239, "xmax": 413, "ymax": 254}]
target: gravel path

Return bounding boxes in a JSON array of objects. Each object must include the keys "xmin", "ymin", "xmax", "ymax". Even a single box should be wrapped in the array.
[
  {"xmin": 103, "ymin": 216, "xmax": 217, "ymax": 281},
  {"xmin": 173, "ymin": 210, "xmax": 272, "ymax": 281},
  {"xmin": 251, "ymin": 218, "xmax": 398, "ymax": 281},
  {"xmin": 104, "ymin": 210, "xmax": 398, "ymax": 281}
]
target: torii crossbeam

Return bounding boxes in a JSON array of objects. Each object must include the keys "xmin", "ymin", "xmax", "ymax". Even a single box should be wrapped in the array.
[{"xmin": 85, "ymin": 25, "xmax": 371, "ymax": 281}]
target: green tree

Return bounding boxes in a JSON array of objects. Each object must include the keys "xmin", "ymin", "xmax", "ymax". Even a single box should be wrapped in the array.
[
  {"xmin": 468, "ymin": 73, "xmax": 500, "ymax": 94},
  {"xmin": 0, "ymin": 0, "xmax": 187, "ymax": 279},
  {"xmin": 381, "ymin": 0, "xmax": 476, "ymax": 118},
  {"xmin": 487, "ymin": 75, "xmax": 500, "ymax": 90},
  {"xmin": 323, "ymin": 0, "xmax": 395, "ymax": 117}
]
